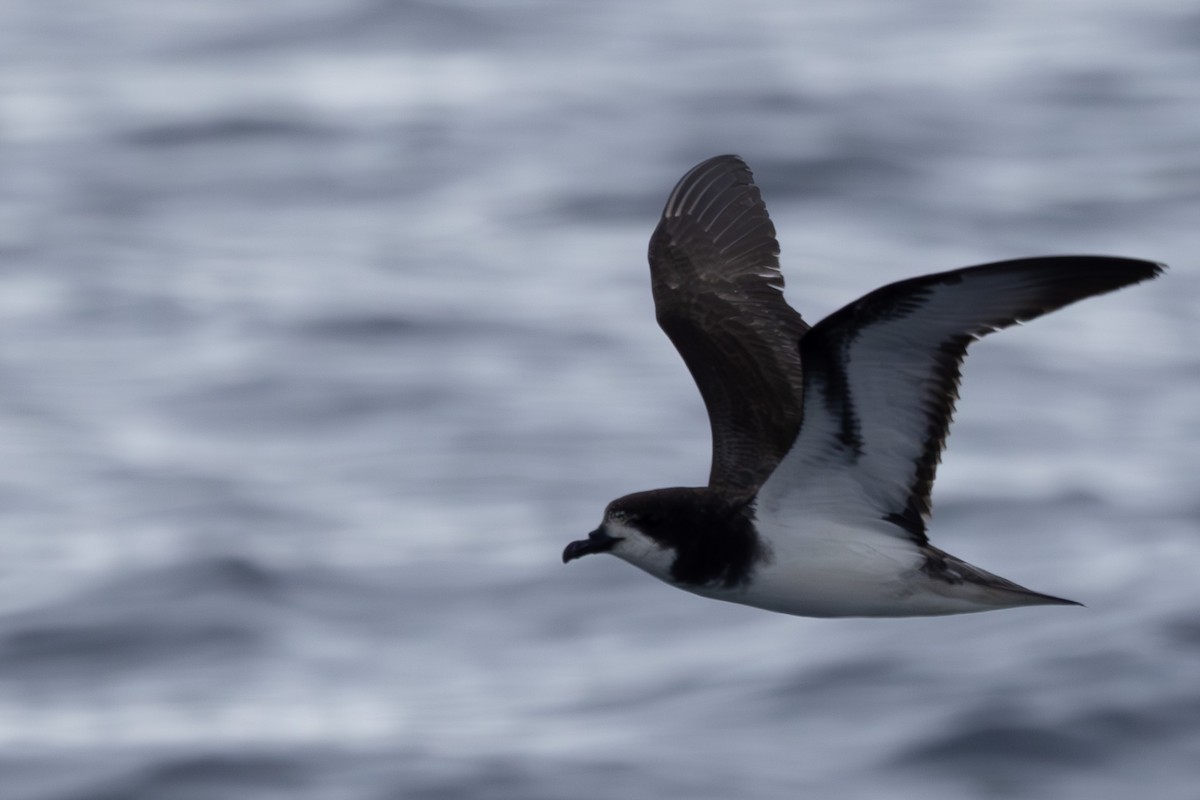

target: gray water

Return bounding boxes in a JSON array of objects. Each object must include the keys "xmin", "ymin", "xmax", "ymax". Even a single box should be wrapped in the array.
[{"xmin": 1, "ymin": 1, "xmax": 1198, "ymax": 798}]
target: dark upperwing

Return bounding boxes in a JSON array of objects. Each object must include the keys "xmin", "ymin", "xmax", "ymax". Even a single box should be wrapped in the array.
[{"xmin": 648, "ymin": 155, "xmax": 810, "ymax": 492}]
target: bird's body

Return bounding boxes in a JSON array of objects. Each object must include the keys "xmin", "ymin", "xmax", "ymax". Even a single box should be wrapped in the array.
[{"xmin": 562, "ymin": 155, "xmax": 1163, "ymax": 618}]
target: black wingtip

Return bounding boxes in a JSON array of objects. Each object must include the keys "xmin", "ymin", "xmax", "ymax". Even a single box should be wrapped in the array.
[
  {"xmin": 1108, "ymin": 256, "xmax": 1167, "ymax": 282},
  {"xmin": 1044, "ymin": 255, "xmax": 1166, "ymax": 306},
  {"xmin": 1045, "ymin": 595, "xmax": 1086, "ymax": 608},
  {"xmin": 1039, "ymin": 255, "xmax": 1166, "ymax": 289},
  {"xmin": 693, "ymin": 153, "xmax": 747, "ymax": 171}
]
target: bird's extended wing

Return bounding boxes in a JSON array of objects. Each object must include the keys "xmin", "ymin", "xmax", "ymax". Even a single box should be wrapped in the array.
[
  {"xmin": 649, "ymin": 155, "xmax": 810, "ymax": 492},
  {"xmin": 755, "ymin": 256, "xmax": 1164, "ymax": 544}
]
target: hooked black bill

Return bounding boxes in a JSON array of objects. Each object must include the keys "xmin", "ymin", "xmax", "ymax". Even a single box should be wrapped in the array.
[{"xmin": 562, "ymin": 529, "xmax": 621, "ymax": 563}]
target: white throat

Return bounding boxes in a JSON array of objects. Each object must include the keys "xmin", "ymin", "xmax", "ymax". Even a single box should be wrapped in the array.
[{"xmin": 605, "ymin": 520, "xmax": 677, "ymax": 583}]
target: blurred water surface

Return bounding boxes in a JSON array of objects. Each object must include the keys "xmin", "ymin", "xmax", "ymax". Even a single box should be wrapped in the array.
[{"xmin": 0, "ymin": 1, "xmax": 1198, "ymax": 798}]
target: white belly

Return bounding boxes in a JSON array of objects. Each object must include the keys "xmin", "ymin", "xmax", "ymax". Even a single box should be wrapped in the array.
[{"xmin": 686, "ymin": 518, "xmax": 994, "ymax": 618}]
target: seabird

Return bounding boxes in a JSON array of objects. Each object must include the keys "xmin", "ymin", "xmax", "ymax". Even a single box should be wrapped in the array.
[{"xmin": 562, "ymin": 154, "xmax": 1164, "ymax": 618}]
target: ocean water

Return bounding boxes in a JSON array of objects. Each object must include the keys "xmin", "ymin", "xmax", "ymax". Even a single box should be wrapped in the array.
[{"xmin": 1, "ymin": 1, "xmax": 1198, "ymax": 798}]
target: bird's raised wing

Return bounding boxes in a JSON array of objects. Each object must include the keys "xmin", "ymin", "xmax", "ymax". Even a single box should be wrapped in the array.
[
  {"xmin": 755, "ymin": 256, "xmax": 1164, "ymax": 544},
  {"xmin": 649, "ymin": 155, "xmax": 810, "ymax": 492}
]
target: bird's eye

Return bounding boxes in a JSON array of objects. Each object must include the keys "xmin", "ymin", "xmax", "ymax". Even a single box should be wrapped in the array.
[{"xmin": 639, "ymin": 513, "xmax": 663, "ymax": 528}]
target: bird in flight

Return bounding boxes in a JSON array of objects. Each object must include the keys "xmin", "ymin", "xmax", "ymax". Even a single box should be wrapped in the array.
[{"xmin": 562, "ymin": 154, "xmax": 1163, "ymax": 617}]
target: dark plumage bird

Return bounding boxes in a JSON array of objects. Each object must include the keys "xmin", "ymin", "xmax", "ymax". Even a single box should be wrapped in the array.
[{"xmin": 563, "ymin": 155, "xmax": 1164, "ymax": 617}]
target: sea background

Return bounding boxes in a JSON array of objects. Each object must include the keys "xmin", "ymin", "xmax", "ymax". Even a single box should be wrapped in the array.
[{"xmin": 1, "ymin": 1, "xmax": 1198, "ymax": 798}]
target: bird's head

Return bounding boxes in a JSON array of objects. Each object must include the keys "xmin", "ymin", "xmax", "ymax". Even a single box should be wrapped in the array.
[
  {"xmin": 563, "ymin": 489, "xmax": 696, "ymax": 576},
  {"xmin": 563, "ymin": 488, "xmax": 753, "ymax": 587}
]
